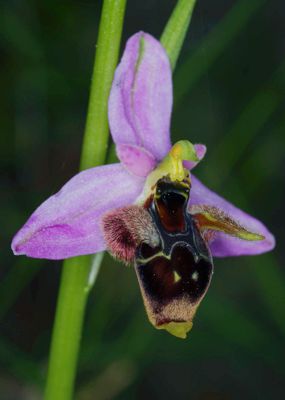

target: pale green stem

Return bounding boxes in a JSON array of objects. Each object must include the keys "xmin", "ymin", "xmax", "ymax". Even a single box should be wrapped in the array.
[
  {"xmin": 44, "ymin": 255, "xmax": 94, "ymax": 400},
  {"xmin": 44, "ymin": 0, "xmax": 199, "ymax": 399},
  {"xmin": 44, "ymin": 1, "xmax": 127, "ymax": 399},
  {"xmin": 161, "ymin": 0, "xmax": 197, "ymax": 70},
  {"xmin": 80, "ymin": 1, "xmax": 127, "ymax": 170}
]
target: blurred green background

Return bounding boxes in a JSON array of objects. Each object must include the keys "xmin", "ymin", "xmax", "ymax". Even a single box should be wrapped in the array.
[{"xmin": 1, "ymin": 0, "xmax": 285, "ymax": 399}]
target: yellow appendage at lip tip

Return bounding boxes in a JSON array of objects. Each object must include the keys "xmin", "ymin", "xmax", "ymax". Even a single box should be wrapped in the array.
[{"xmin": 157, "ymin": 321, "xmax": 193, "ymax": 339}]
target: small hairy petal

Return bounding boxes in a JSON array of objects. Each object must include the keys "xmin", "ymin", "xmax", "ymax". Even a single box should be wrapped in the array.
[
  {"xmin": 191, "ymin": 205, "xmax": 265, "ymax": 242},
  {"xmin": 12, "ymin": 164, "xmax": 144, "ymax": 260},
  {"xmin": 189, "ymin": 175, "xmax": 275, "ymax": 257},
  {"xmin": 102, "ymin": 205, "xmax": 160, "ymax": 264},
  {"xmin": 108, "ymin": 31, "xmax": 172, "ymax": 161},
  {"xmin": 116, "ymin": 144, "xmax": 156, "ymax": 177}
]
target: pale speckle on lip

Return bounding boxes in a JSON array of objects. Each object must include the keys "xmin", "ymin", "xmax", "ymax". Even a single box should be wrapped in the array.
[{"xmin": 192, "ymin": 271, "xmax": 199, "ymax": 281}]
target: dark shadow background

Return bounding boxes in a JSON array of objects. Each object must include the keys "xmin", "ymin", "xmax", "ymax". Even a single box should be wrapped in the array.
[{"xmin": 1, "ymin": 0, "xmax": 285, "ymax": 399}]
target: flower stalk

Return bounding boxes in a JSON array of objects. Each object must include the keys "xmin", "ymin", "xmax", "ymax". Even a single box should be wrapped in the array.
[{"xmin": 44, "ymin": 1, "xmax": 127, "ymax": 399}]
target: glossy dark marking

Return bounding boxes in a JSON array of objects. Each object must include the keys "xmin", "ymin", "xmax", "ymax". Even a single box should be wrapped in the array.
[
  {"xmin": 143, "ymin": 194, "xmax": 154, "ymax": 210},
  {"xmin": 139, "ymin": 242, "xmax": 161, "ymax": 259},
  {"xmin": 136, "ymin": 243, "xmax": 212, "ymax": 305},
  {"xmin": 154, "ymin": 178, "xmax": 189, "ymax": 232}
]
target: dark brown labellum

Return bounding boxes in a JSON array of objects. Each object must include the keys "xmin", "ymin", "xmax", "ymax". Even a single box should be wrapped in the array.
[{"xmin": 135, "ymin": 177, "xmax": 214, "ymax": 333}]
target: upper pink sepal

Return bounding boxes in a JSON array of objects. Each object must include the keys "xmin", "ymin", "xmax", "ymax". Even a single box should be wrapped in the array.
[
  {"xmin": 11, "ymin": 163, "xmax": 144, "ymax": 260},
  {"xmin": 189, "ymin": 175, "xmax": 275, "ymax": 257},
  {"xmin": 108, "ymin": 31, "xmax": 172, "ymax": 161}
]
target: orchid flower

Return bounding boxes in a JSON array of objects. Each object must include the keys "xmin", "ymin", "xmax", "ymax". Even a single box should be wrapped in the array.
[{"xmin": 12, "ymin": 32, "xmax": 275, "ymax": 339}]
